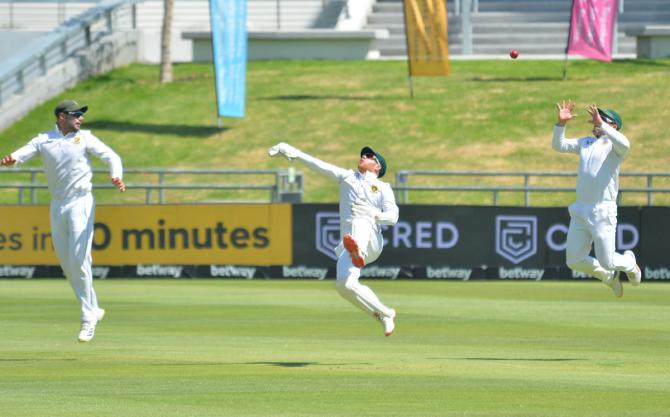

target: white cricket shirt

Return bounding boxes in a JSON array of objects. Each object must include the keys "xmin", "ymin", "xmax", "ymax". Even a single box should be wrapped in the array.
[
  {"xmin": 552, "ymin": 123, "xmax": 630, "ymax": 204},
  {"xmin": 11, "ymin": 126, "xmax": 123, "ymax": 201},
  {"xmin": 294, "ymin": 150, "xmax": 399, "ymax": 236}
]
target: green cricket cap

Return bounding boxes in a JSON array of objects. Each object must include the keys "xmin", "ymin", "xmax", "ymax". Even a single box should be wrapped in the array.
[
  {"xmin": 361, "ymin": 146, "xmax": 387, "ymax": 178},
  {"xmin": 598, "ymin": 108, "xmax": 622, "ymax": 130},
  {"xmin": 54, "ymin": 100, "xmax": 88, "ymax": 117}
]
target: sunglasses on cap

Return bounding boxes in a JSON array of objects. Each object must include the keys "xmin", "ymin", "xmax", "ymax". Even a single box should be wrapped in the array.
[
  {"xmin": 362, "ymin": 153, "xmax": 378, "ymax": 162},
  {"xmin": 601, "ymin": 115, "xmax": 616, "ymax": 125},
  {"xmin": 65, "ymin": 111, "xmax": 85, "ymax": 118}
]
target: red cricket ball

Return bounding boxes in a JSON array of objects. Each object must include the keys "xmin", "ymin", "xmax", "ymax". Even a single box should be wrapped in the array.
[{"xmin": 510, "ymin": 49, "xmax": 519, "ymax": 59}]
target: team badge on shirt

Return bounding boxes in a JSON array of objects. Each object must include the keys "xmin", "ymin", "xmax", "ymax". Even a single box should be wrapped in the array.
[
  {"xmin": 371, "ymin": 185, "xmax": 378, "ymax": 193},
  {"xmin": 74, "ymin": 136, "xmax": 81, "ymax": 144}
]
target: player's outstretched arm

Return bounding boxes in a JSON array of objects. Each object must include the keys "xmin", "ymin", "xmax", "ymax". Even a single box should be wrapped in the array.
[
  {"xmin": 268, "ymin": 142, "xmax": 349, "ymax": 181},
  {"xmin": 552, "ymin": 100, "xmax": 580, "ymax": 154},
  {"xmin": 2, "ymin": 138, "xmax": 41, "ymax": 166}
]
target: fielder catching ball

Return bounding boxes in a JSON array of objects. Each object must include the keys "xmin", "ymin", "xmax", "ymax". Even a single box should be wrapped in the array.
[
  {"xmin": 269, "ymin": 142, "xmax": 399, "ymax": 336},
  {"xmin": 1, "ymin": 100, "xmax": 125, "ymax": 342},
  {"xmin": 553, "ymin": 100, "xmax": 641, "ymax": 297}
]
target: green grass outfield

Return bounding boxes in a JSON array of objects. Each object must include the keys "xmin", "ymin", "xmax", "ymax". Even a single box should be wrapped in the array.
[{"xmin": 1, "ymin": 279, "xmax": 668, "ymax": 417}]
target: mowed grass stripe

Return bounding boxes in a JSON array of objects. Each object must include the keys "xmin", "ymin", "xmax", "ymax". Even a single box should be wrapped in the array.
[{"xmin": 0, "ymin": 280, "xmax": 668, "ymax": 416}]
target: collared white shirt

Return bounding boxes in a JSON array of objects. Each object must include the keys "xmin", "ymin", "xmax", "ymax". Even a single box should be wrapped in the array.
[
  {"xmin": 294, "ymin": 149, "xmax": 399, "ymax": 235},
  {"xmin": 11, "ymin": 125, "xmax": 123, "ymax": 201},
  {"xmin": 552, "ymin": 123, "xmax": 630, "ymax": 204}
]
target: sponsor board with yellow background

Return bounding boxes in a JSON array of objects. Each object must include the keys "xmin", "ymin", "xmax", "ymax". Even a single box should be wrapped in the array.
[{"xmin": 0, "ymin": 204, "xmax": 291, "ymax": 265}]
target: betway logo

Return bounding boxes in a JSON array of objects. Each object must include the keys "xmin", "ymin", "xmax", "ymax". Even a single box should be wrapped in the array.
[
  {"xmin": 499, "ymin": 267, "xmax": 544, "ymax": 280},
  {"xmin": 283, "ymin": 266, "xmax": 328, "ymax": 280},
  {"xmin": 0, "ymin": 266, "xmax": 36, "ymax": 278},
  {"xmin": 426, "ymin": 267, "xmax": 472, "ymax": 280},
  {"xmin": 360, "ymin": 266, "xmax": 401, "ymax": 279},
  {"xmin": 571, "ymin": 270, "xmax": 593, "ymax": 280},
  {"xmin": 137, "ymin": 265, "xmax": 183, "ymax": 278},
  {"xmin": 211, "ymin": 265, "xmax": 256, "ymax": 279},
  {"xmin": 645, "ymin": 268, "xmax": 670, "ymax": 280},
  {"xmin": 92, "ymin": 267, "xmax": 110, "ymax": 279}
]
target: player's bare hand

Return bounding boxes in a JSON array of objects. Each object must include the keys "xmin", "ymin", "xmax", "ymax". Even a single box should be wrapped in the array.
[
  {"xmin": 0, "ymin": 154, "xmax": 16, "ymax": 166},
  {"xmin": 586, "ymin": 105, "xmax": 603, "ymax": 126},
  {"xmin": 112, "ymin": 177, "xmax": 125, "ymax": 192},
  {"xmin": 556, "ymin": 100, "xmax": 577, "ymax": 126}
]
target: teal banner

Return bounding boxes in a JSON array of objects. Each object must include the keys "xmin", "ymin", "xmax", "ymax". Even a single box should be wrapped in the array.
[{"xmin": 209, "ymin": 0, "xmax": 247, "ymax": 117}]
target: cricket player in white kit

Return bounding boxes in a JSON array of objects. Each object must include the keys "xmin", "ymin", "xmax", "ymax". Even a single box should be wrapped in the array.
[
  {"xmin": 1, "ymin": 100, "xmax": 125, "ymax": 342},
  {"xmin": 269, "ymin": 142, "xmax": 399, "ymax": 336},
  {"xmin": 553, "ymin": 100, "xmax": 641, "ymax": 297}
]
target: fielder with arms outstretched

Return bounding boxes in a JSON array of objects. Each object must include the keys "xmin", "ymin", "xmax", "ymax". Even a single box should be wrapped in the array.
[
  {"xmin": 1, "ymin": 100, "xmax": 125, "ymax": 342},
  {"xmin": 269, "ymin": 142, "xmax": 399, "ymax": 336},
  {"xmin": 553, "ymin": 100, "xmax": 641, "ymax": 297}
]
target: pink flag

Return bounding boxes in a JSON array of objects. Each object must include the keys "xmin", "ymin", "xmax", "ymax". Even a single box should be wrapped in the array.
[{"xmin": 567, "ymin": 0, "xmax": 618, "ymax": 62}]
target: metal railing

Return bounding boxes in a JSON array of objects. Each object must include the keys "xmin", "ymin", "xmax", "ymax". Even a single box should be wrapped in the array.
[
  {"xmin": 0, "ymin": 0, "xmax": 104, "ymax": 30},
  {"xmin": 0, "ymin": 168, "xmax": 303, "ymax": 204},
  {"xmin": 395, "ymin": 170, "xmax": 670, "ymax": 206},
  {"xmin": 0, "ymin": 0, "xmax": 140, "ymax": 107}
]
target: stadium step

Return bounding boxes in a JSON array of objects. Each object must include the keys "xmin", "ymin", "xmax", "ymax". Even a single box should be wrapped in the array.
[{"xmin": 365, "ymin": 0, "xmax": 670, "ymax": 57}]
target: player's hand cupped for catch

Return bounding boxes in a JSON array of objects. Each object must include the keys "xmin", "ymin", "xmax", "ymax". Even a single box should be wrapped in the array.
[
  {"xmin": 556, "ymin": 100, "xmax": 577, "ymax": 126},
  {"xmin": 351, "ymin": 199, "xmax": 381, "ymax": 224},
  {"xmin": 586, "ymin": 105, "xmax": 603, "ymax": 126},
  {"xmin": 268, "ymin": 142, "xmax": 299, "ymax": 161},
  {"xmin": 0, "ymin": 154, "xmax": 17, "ymax": 166},
  {"xmin": 112, "ymin": 177, "xmax": 125, "ymax": 192}
]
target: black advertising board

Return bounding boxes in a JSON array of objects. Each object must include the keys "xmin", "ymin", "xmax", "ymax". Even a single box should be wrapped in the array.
[
  {"xmin": 640, "ymin": 207, "xmax": 670, "ymax": 281},
  {"xmin": 291, "ymin": 204, "xmax": 650, "ymax": 280}
]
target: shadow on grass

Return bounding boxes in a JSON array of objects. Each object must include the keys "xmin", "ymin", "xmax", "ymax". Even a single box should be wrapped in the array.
[
  {"xmin": 86, "ymin": 120, "xmax": 226, "ymax": 137},
  {"xmin": 611, "ymin": 59, "xmax": 670, "ymax": 68},
  {"xmin": 0, "ymin": 358, "xmax": 77, "ymax": 362},
  {"xmin": 150, "ymin": 361, "xmax": 316, "ymax": 368},
  {"xmin": 452, "ymin": 357, "xmax": 584, "ymax": 362},
  {"xmin": 257, "ymin": 94, "xmax": 385, "ymax": 101},
  {"xmin": 248, "ymin": 361, "xmax": 316, "ymax": 368},
  {"xmin": 467, "ymin": 76, "xmax": 564, "ymax": 82},
  {"xmin": 246, "ymin": 361, "xmax": 371, "ymax": 368}
]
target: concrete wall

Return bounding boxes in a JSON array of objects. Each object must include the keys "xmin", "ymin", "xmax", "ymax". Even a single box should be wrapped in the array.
[{"xmin": 184, "ymin": 29, "xmax": 387, "ymax": 61}]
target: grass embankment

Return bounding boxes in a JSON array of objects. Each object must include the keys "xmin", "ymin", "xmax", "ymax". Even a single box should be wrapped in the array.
[{"xmin": 1, "ymin": 60, "xmax": 669, "ymax": 205}]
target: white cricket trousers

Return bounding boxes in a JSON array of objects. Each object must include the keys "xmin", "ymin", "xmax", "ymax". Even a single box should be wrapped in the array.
[
  {"xmin": 334, "ymin": 217, "xmax": 394, "ymax": 319},
  {"xmin": 50, "ymin": 193, "xmax": 100, "ymax": 322},
  {"xmin": 566, "ymin": 201, "xmax": 636, "ymax": 281}
]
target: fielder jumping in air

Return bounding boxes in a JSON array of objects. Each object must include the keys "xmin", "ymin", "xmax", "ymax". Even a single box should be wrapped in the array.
[
  {"xmin": 268, "ymin": 142, "xmax": 399, "ymax": 336},
  {"xmin": 553, "ymin": 100, "xmax": 641, "ymax": 297},
  {"xmin": 1, "ymin": 100, "xmax": 125, "ymax": 342}
]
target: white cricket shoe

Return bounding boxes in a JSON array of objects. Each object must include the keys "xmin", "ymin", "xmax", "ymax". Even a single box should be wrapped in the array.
[
  {"xmin": 78, "ymin": 321, "xmax": 97, "ymax": 343},
  {"xmin": 624, "ymin": 250, "xmax": 641, "ymax": 286},
  {"xmin": 381, "ymin": 309, "xmax": 396, "ymax": 337},
  {"xmin": 605, "ymin": 272, "xmax": 623, "ymax": 298}
]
